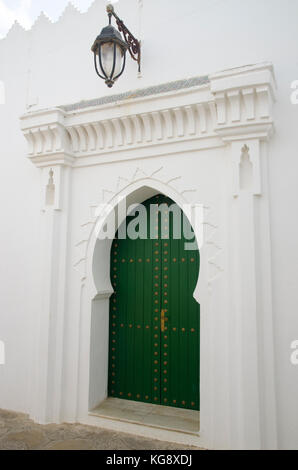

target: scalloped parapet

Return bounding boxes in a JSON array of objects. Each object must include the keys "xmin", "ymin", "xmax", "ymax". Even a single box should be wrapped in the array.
[
  {"xmin": 58, "ymin": 2, "xmax": 83, "ymax": 22},
  {"xmin": 4, "ymin": 20, "xmax": 26, "ymax": 39},
  {"xmin": 31, "ymin": 11, "xmax": 52, "ymax": 30},
  {"xmin": 1, "ymin": 0, "xmax": 95, "ymax": 41}
]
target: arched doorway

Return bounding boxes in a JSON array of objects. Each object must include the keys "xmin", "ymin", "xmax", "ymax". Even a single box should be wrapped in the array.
[{"xmin": 107, "ymin": 193, "xmax": 200, "ymax": 410}]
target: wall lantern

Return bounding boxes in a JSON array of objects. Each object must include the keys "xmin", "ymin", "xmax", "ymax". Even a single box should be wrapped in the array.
[{"xmin": 91, "ymin": 4, "xmax": 141, "ymax": 88}]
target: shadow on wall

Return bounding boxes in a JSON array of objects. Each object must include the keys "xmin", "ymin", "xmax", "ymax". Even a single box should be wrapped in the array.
[
  {"xmin": 0, "ymin": 340, "xmax": 5, "ymax": 365},
  {"xmin": 0, "ymin": 81, "xmax": 4, "ymax": 104}
]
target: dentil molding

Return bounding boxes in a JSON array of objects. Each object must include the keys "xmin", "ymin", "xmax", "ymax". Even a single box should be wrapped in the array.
[{"xmin": 20, "ymin": 63, "xmax": 276, "ymax": 168}]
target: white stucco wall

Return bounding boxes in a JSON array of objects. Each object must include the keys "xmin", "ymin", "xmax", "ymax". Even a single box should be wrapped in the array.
[{"xmin": 0, "ymin": 0, "xmax": 297, "ymax": 449}]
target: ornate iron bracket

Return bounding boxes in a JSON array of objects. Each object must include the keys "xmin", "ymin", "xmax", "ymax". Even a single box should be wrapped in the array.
[{"xmin": 107, "ymin": 4, "xmax": 141, "ymax": 73}]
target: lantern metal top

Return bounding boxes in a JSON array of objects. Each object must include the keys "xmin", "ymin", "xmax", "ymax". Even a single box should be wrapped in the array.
[{"xmin": 91, "ymin": 25, "xmax": 128, "ymax": 55}]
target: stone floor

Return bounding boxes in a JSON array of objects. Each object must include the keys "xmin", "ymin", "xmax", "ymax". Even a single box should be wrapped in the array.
[{"xmin": 0, "ymin": 409, "xmax": 201, "ymax": 450}]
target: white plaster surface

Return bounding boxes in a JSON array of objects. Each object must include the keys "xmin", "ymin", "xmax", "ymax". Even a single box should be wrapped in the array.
[{"xmin": 0, "ymin": 0, "xmax": 297, "ymax": 450}]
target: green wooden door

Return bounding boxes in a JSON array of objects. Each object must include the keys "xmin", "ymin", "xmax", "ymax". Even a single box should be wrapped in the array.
[{"xmin": 108, "ymin": 194, "xmax": 200, "ymax": 410}]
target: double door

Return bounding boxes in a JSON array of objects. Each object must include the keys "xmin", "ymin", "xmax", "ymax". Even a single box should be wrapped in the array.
[{"xmin": 108, "ymin": 194, "xmax": 200, "ymax": 410}]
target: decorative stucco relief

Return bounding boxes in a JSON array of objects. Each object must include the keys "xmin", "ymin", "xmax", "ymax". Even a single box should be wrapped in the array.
[
  {"xmin": 20, "ymin": 63, "xmax": 276, "ymax": 170},
  {"xmin": 72, "ymin": 165, "xmax": 223, "ymax": 291},
  {"xmin": 73, "ymin": 167, "xmax": 205, "ymax": 278}
]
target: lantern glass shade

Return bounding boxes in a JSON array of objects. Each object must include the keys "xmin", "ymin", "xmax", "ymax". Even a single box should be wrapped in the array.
[{"xmin": 100, "ymin": 42, "xmax": 124, "ymax": 79}]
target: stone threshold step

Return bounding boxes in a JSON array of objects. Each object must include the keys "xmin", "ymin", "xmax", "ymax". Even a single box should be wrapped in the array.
[{"xmin": 90, "ymin": 398, "xmax": 200, "ymax": 436}]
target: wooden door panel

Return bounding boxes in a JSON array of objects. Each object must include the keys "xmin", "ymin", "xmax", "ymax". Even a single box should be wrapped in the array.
[{"xmin": 108, "ymin": 194, "xmax": 200, "ymax": 410}]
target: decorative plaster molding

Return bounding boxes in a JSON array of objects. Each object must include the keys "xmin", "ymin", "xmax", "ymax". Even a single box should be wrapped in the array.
[
  {"xmin": 21, "ymin": 108, "xmax": 74, "ymax": 167},
  {"xmin": 210, "ymin": 63, "xmax": 276, "ymax": 140},
  {"xmin": 73, "ymin": 166, "xmax": 223, "ymax": 290},
  {"xmin": 20, "ymin": 63, "xmax": 276, "ymax": 168},
  {"xmin": 231, "ymin": 140, "xmax": 262, "ymax": 197},
  {"xmin": 74, "ymin": 167, "xmax": 200, "ymax": 278}
]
